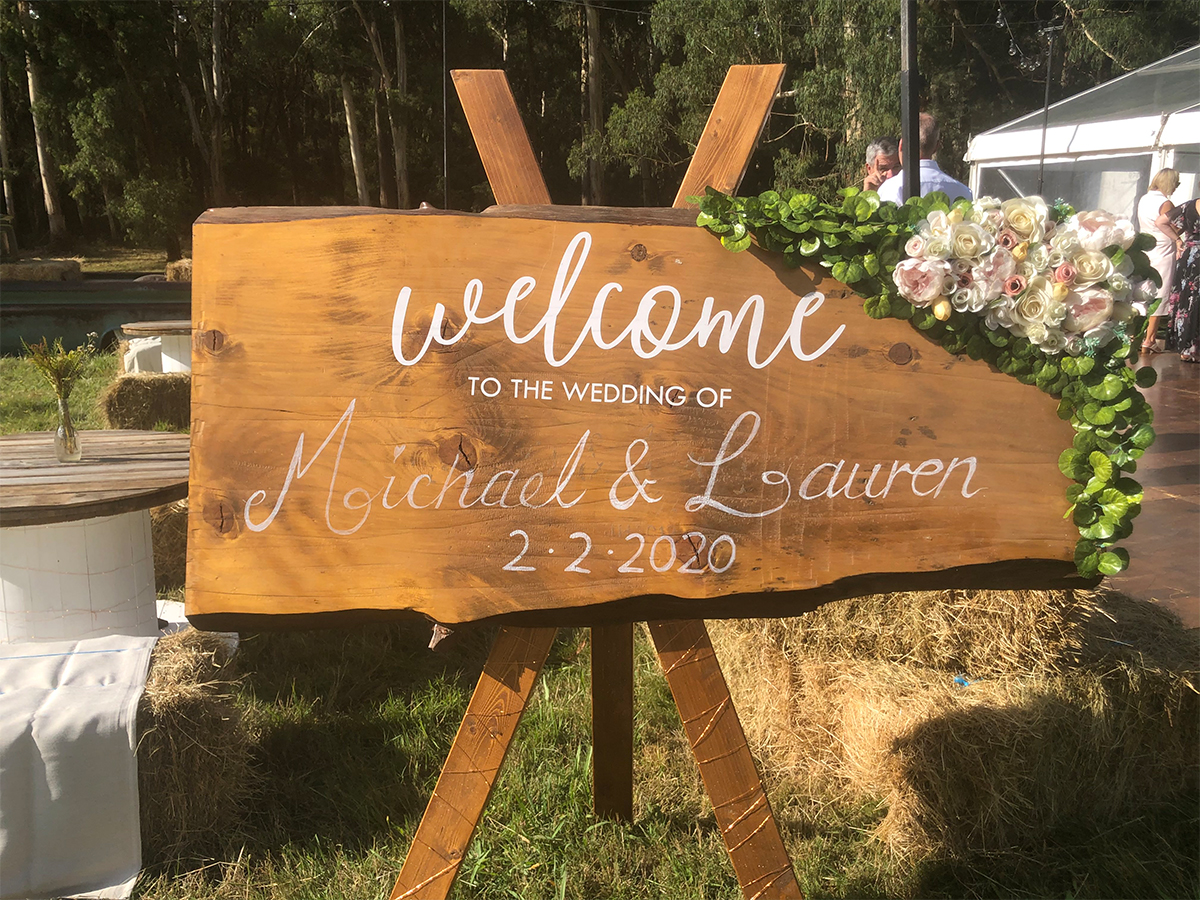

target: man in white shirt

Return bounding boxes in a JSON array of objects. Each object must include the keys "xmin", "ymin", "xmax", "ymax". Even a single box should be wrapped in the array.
[{"xmin": 876, "ymin": 113, "xmax": 972, "ymax": 204}]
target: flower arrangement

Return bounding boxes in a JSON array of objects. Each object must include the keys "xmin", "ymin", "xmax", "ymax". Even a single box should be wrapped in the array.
[
  {"xmin": 22, "ymin": 334, "xmax": 96, "ymax": 462},
  {"xmin": 894, "ymin": 197, "xmax": 1159, "ymax": 357},
  {"xmin": 695, "ymin": 187, "xmax": 1158, "ymax": 578}
]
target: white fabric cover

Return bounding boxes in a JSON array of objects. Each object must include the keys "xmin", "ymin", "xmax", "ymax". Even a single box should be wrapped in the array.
[
  {"xmin": 121, "ymin": 337, "xmax": 162, "ymax": 374},
  {"xmin": 0, "ymin": 635, "xmax": 156, "ymax": 899}
]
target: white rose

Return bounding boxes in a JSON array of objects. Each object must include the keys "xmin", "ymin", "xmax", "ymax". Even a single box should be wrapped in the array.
[
  {"xmin": 1040, "ymin": 327, "xmax": 1068, "ymax": 354},
  {"xmin": 1133, "ymin": 279, "xmax": 1158, "ymax": 303},
  {"xmin": 924, "ymin": 237, "xmax": 951, "ymax": 259},
  {"xmin": 1014, "ymin": 276, "xmax": 1060, "ymax": 326},
  {"xmin": 1001, "ymin": 196, "xmax": 1049, "ymax": 242},
  {"xmin": 905, "ymin": 234, "xmax": 927, "ymax": 257},
  {"xmin": 1051, "ymin": 226, "xmax": 1083, "ymax": 259},
  {"xmin": 1073, "ymin": 250, "xmax": 1115, "ymax": 287},
  {"xmin": 1026, "ymin": 243, "xmax": 1051, "ymax": 273},
  {"xmin": 949, "ymin": 222, "xmax": 995, "ymax": 261},
  {"xmin": 1023, "ymin": 321, "xmax": 1049, "ymax": 344},
  {"xmin": 924, "ymin": 210, "xmax": 952, "ymax": 239},
  {"xmin": 1063, "ymin": 287, "xmax": 1114, "ymax": 333},
  {"xmin": 951, "ymin": 283, "xmax": 987, "ymax": 313},
  {"xmin": 985, "ymin": 297, "xmax": 1016, "ymax": 331},
  {"xmin": 893, "ymin": 257, "xmax": 952, "ymax": 307},
  {"xmin": 1018, "ymin": 260, "xmax": 1036, "ymax": 280},
  {"xmin": 974, "ymin": 196, "xmax": 1002, "ymax": 212},
  {"xmin": 1109, "ymin": 272, "xmax": 1131, "ymax": 300}
]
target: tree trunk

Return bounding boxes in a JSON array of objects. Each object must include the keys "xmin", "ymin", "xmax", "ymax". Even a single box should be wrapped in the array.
[
  {"xmin": 18, "ymin": 0, "xmax": 66, "ymax": 245},
  {"xmin": 373, "ymin": 88, "xmax": 394, "ymax": 207},
  {"xmin": 0, "ymin": 93, "xmax": 17, "ymax": 240},
  {"xmin": 100, "ymin": 182, "xmax": 118, "ymax": 240},
  {"xmin": 341, "ymin": 74, "xmax": 371, "ymax": 206},
  {"xmin": 210, "ymin": 0, "xmax": 226, "ymax": 205},
  {"xmin": 393, "ymin": 5, "xmax": 409, "ymax": 208},
  {"xmin": 584, "ymin": 0, "xmax": 605, "ymax": 206}
]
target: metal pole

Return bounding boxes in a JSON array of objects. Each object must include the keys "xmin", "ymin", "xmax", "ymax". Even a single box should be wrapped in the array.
[
  {"xmin": 1036, "ymin": 26, "xmax": 1062, "ymax": 196},
  {"xmin": 900, "ymin": 0, "xmax": 919, "ymax": 202}
]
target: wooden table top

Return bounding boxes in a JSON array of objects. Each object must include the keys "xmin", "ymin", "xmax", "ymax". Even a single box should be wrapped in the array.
[
  {"xmin": 0, "ymin": 430, "xmax": 190, "ymax": 527},
  {"xmin": 121, "ymin": 319, "xmax": 192, "ymax": 336}
]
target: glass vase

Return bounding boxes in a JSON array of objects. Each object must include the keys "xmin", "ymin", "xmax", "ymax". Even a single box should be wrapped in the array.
[{"xmin": 54, "ymin": 397, "xmax": 82, "ymax": 462}]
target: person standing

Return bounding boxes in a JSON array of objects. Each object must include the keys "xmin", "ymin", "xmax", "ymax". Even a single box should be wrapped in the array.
[
  {"xmin": 862, "ymin": 136, "xmax": 900, "ymax": 193},
  {"xmin": 1169, "ymin": 196, "xmax": 1199, "ymax": 362},
  {"xmin": 876, "ymin": 114, "xmax": 972, "ymax": 204},
  {"xmin": 1137, "ymin": 169, "xmax": 1183, "ymax": 353}
]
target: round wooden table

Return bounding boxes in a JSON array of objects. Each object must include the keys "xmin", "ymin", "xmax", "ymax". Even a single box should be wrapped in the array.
[
  {"xmin": 121, "ymin": 319, "xmax": 192, "ymax": 373},
  {"xmin": 0, "ymin": 430, "xmax": 190, "ymax": 642}
]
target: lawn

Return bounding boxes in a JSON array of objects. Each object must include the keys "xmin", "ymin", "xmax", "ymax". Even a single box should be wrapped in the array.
[{"xmin": 1, "ymin": 355, "xmax": 1195, "ymax": 900}]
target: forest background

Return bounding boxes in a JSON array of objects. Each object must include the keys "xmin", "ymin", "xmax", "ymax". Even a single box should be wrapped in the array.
[{"xmin": 3, "ymin": 0, "xmax": 1198, "ymax": 260}]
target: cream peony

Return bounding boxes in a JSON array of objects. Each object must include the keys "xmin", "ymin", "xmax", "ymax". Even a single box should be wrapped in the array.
[
  {"xmin": 1001, "ymin": 196, "xmax": 1049, "ymax": 242},
  {"xmin": 893, "ymin": 257, "xmax": 952, "ymax": 307},
  {"xmin": 923, "ymin": 210, "xmax": 952, "ymax": 239},
  {"xmin": 1063, "ymin": 287, "xmax": 1114, "ymax": 333},
  {"xmin": 949, "ymin": 222, "xmax": 995, "ymax": 260},
  {"xmin": 1072, "ymin": 250, "xmax": 1115, "ymax": 287}
]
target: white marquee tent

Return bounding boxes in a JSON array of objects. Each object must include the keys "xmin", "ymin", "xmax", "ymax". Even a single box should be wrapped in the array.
[{"xmin": 966, "ymin": 44, "xmax": 1200, "ymax": 218}]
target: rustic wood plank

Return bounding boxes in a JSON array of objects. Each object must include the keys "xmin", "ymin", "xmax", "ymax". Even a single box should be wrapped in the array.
[
  {"xmin": 1, "ymin": 431, "xmax": 190, "ymax": 527},
  {"xmin": 121, "ymin": 319, "xmax": 192, "ymax": 336},
  {"xmin": 391, "ymin": 625, "xmax": 558, "ymax": 900},
  {"xmin": 673, "ymin": 64, "xmax": 787, "ymax": 208},
  {"xmin": 649, "ymin": 619, "xmax": 801, "ymax": 899},
  {"xmin": 482, "ymin": 205, "xmax": 697, "ymax": 227},
  {"xmin": 186, "ymin": 212, "xmax": 1081, "ymax": 624},
  {"xmin": 591, "ymin": 622, "xmax": 634, "ymax": 821},
  {"xmin": 452, "ymin": 70, "xmax": 552, "ymax": 206}
]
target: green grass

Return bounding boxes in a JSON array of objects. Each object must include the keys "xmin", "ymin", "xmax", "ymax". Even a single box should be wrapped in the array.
[
  {"xmin": 0, "ymin": 350, "xmax": 120, "ymax": 434},
  {"xmin": 131, "ymin": 624, "xmax": 1200, "ymax": 900}
]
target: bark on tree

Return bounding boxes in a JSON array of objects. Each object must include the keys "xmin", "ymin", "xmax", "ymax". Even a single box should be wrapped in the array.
[
  {"xmin": 210, "ymin": 0, "xmax": 225, "ymax": 204},
  {"xmin": 393, "ymin": 5, "xmax": 409, "ymax": 208},
  {"xmin": 584, "ymin": 0, "xmax": 605, "ymax": 206},
  {"xmin": 341, "ymin": 74, "xmax": 371, "ymax": 206},
  {"xmin": 373, "ymin": 87, "xmax": 394, "ymax": 207},
  {"xmin": 0, "ymin": 92, "xmax": 18, "ymax": 240},
  {"xmin": 18, "ymin": 0, "xmax": 67, "ymax": 245}
]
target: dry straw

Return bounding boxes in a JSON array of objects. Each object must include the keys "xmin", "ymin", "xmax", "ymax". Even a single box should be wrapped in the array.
[
  {"xmin": 137, "ymin": 628, "xmax": 252, "ymax": 866},
  {"xmin": 101, "ymin": 372, "xmax": 191, "ymax": 431},
  {"xmin": 710, "ymin": 588, "xmax": 1198, "ymax": 856},
  {"xmin": 150, "ymin": 500, "xmax": 188, "ymax": 590}
]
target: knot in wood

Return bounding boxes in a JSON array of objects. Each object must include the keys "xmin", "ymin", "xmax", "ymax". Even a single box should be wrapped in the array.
[
  {"xmin": 203, "ymin": 497, "xmax": 239, "ymax": 537},
  {"xmin": 630, "ymin": 243, "xmax": 648, "ymax": 262},
  {"xmin": 887, "ymin": 342, "xmax": 913, "ymax": 366},
  {"xmin": 197, "ymin": 329, "xmax": 226, "ymax": 354}
]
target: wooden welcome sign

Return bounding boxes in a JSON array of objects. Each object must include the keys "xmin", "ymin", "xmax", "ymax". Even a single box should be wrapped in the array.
[
  {"xmin": 187, "ymin": 204, "xmax": 1079, "ymax": 627},
  {"xmin": 186, "ymin": 68, "xmax": 1086, "ymax": 900}
]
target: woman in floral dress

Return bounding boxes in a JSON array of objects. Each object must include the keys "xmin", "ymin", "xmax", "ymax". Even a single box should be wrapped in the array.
[{"xmin": 1170, "ymin": 197, "xmax": 1200, "ymax": 362}]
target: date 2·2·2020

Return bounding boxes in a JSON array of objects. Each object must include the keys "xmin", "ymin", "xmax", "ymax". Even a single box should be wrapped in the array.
[{"xmin": 502, "ymin": 530, "xmax": 736, "ymax": 575}]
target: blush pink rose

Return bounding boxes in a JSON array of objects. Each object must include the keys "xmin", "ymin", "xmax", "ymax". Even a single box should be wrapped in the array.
[
  {"xmin": 1003, "ymin": 274, "xmax": 1027, "ymax": 297},
  {"xmin": 996, "ymin": 229, "xmax": 1020, "ymax": 251},
  {"xmin": 1054, "ymin": 262, "xmax": 1077, "ymax": 284},
  {"xmin": 893, "ymin": 257, "xmax": 952, "ymax": 307}
]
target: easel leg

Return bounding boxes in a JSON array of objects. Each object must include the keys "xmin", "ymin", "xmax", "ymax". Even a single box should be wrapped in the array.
[
  {"xmin": 591, "ymin": 623, "xmax": 634, "ymax": 820},
  {"xmin": 391, "ymin": 625, "xmax": 558, "ymax": 900},
  {"xmin": 648, "ymin": 619, "xmax": 802, "ymax": 900}
]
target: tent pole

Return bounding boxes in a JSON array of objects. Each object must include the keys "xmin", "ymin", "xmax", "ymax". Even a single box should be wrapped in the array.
[
  {"xmin": 900, "ymin": 0, "xmax": 919, "ymax": 202},
  {"xmin": 1036, "ymin": 25, "xmax": 1062, "ymax": 196}
]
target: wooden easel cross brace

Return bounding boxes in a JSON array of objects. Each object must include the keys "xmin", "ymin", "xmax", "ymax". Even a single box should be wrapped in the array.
[{"xmin": 390, "ymin": 65, "xmax": 803, "ymax": 900}]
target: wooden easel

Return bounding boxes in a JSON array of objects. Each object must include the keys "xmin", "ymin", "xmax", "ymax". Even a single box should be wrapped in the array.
[{"xmin": 391, "ymin": 66, "xmax": 802, "ymax": 900}]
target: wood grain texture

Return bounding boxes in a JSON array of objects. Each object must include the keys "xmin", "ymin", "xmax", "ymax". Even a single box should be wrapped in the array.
[
  {"xmin": 1, "ymin": 431, "xmax": 189, "ymax": 527},
  {"xmin": 649, "ymin": 619, "xmax": 801, "ymax": 899},
  {"xmin": 591, "ymin": 623, "xmax": 634, "ymax": 821},
  {"xmin": 452, "ymin": 70, "xmax": 551, "ymax": 206},
  {"xmin": 187, "ymin": 210, "xmax": 1080, "ymax": 624},
  {"xmin": 391, "ymin": 625, "xmax": 557, "ymax": 900},
  {"xmin": 120, "ymin": 319, "xmax": 192, "ymax": 336},
  {"xmin": 673, "ymin": 64, "xmax": 787, "ymax": 208},
  {"xmin": 482, "ymin": 205, "xmax": 697, "ymax": 227}
]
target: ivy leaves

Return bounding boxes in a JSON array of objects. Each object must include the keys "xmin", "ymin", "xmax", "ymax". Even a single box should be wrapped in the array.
[{"xmin": 695, "ymin": 185, "xmax": 1157, "ymax": 579}]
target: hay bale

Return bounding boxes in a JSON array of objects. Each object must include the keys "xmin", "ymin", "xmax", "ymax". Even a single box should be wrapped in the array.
[
  {"xmin": 0, "ymin": 259, "xmax": 82, "ymax": 280},
  {"xmin": 710, "ymin": 589, "xmax": 1199, "ymax": 856},
  {"xmin": 138, "ymin": 628, "xmax": 251, "ymax": 865},
  {"xmin": 101, "ymin": 372, "xmax": 190, "ymax": 431},
  {"xmin": 165, "ymin": 258, "xmax": 192, "ymax": 282},
  {"xmin": 151, "ymin": 500, "xmax": 188, "ymax": 590}
]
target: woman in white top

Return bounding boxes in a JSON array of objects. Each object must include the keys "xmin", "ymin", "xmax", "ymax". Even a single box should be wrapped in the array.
[{"xmin": 1138, "ymin": 168, "xmax": 1185, "ymax": 352}]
